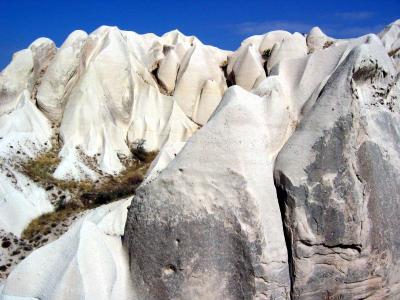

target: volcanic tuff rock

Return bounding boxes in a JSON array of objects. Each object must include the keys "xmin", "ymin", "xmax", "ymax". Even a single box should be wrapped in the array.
[
  {"xmin": 1, "ymin": 199, "xmax": 134, "ymax": 300},
  {"xmin": 124, "ymin": 86, "xmax": 290, "ymax": 299},
  {"xmin": 0, "ymin": 20, "xmax": 400, "ymax": 300},
  {"xmin": 379, "ymin": 19, "xmax": 400, "ymax": 72},
  {"xmin": 274, "ymin": 36, "xmax": 400, "ymax": 299},
  {"xmin": 0, "ymin": 26, "xmax": 229, "ymax": 239},
  {"xmin": 0, "ymin": 91, "xmax": 53, "ymax": 236}
]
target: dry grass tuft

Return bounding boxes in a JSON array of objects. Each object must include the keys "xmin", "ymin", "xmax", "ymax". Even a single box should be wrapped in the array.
[
  {"xmin": 388, "ymin": 47, "xmax": 400, "ymax": 57},
  {"xmin": 262, "ymin": 49, "xmax": 272, "ymax": 60},
  {"xmin": 80, "ymin": 160, "xmax": 151, "ymax": 206},
  {"xmin": 21, "ymin": 202, "xmax": 84, "ymax": 240},
  {"xmin": 21, "ymin": 146, "xmax": 94, "ymax": 194},
  {"xmin": 20, "ymin": 144, "xmax": 159, "ymax": 241},
  {"xmin": 323, "ymin": 40, "xmax": 334, "ymax": 49}
]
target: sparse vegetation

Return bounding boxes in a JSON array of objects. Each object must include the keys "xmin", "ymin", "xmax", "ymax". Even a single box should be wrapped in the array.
[
  {"xmin": 21, "ymin": 202, "xmax": 84, "ymax": 240},
  {"xmin": 20, "ymin": 140, "xmax": 158, "ymax": 242},
  {"xmin": 130, "ymin": 139, "xmax": 158, "ymax": 163},
  {"xmin": 22, "ymin": 147, "xmax": 94, "ymax": 195},
  {"xmin": 262, "ymin": 49, "xmax": 272, "ymax": 60},
  {"xmin": 323, "ymin": 40, "xmax": 334, "ymax": 49},
  {"xmin": 388, "ymin": 47, "xmax": 400, "ymax": 57},
  {"xmin": 80, "ymin": 160, "xmax": 150, "ymax": 206}
]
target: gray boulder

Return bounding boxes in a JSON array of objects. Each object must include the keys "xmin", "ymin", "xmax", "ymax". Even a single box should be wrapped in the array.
[{"xmin": 274, "ymin": 37, "xmax": 400, "ymax": 299}]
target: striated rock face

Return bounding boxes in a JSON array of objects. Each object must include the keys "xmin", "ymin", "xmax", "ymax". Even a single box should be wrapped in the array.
[
  {"xmin": 54, "ymin": 27, "xmax": 226, "ymax": 178},
  {"xmin": 0, "ymin": 27, "xmax": 229, "ymax": 239},
  {"xmin": 274, "ymin": 38, "xmax": 400, "ymax": 299},
  {"xmin": 0, "ymin": 26, "xmax": 229, "ymax": 182},
  {"xmin": 36, "ymin": 30, "xmax": 88, "ymax": 121}
]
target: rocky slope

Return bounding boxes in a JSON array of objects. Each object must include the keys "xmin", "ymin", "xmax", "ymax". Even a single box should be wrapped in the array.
[{"xmin": 0, "ymin": 20, "xmax": 400, "ymax": 299}]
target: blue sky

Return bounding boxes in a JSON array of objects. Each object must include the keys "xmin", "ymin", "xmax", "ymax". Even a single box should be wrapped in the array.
[{"xmin": 0, "ymin": 0, "xmax": 399, "ymax": 69}]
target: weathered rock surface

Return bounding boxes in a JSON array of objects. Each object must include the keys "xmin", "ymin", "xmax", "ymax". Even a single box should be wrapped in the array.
[
  {"xmin": 35, "ymin": 30, "xmax": 88, "ymax": 121},
  {"xmin": 124, "ymin": 86, "xmax": 290, "ymax": 299},
  {"xmin": 274, "ymin": 38, "xmax": 400, "ymax": 299},
  {"xmin": 0, "ymin": 91, "xmax": 54, "ymax": 237},
  {"xmin": 1, "ymin": 26, "xmax": 229, "ymax": 182},
  {"xmin": 0, "ymin": 27, "xmax": 227, "ymax": 238},
  {"xmin": 0, "ymin": 229, "xmax": 33, "ymax": 282},
  {"xmin": 379, "ymin": 20, "xmax": 400, "ymax": 71},
  {"xmin": 1, "ymin": 199, "xmax": 133, "ymax": 300},
  {"xmin": 0, "ymin": 20, "xmax": 400, "ymax": 300},
  {"xmin": 306, "ymin": 27, "xmax": 335, "ymax": 53}
]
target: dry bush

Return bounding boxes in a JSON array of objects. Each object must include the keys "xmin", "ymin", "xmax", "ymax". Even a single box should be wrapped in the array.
[
  {"xmin": 323, "ymin": 40, "xmax": 334, "ymax": 49},
  {"xmin": 388, "ymin": 47, "xmax": 399, "ymax": 57},
  {"xmin": 262, "ymin": 49, "xmax": 272, "ymax": 59}
]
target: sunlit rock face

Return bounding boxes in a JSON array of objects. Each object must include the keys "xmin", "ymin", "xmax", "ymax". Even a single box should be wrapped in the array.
[
  {"xmin": 1, "ymin": 26, "xmax": 229, "ymax": 183},
  {"xmin": 0, "ymin": 27, "xmax": 229, "ymax": 238},
  {"xmin": 1, "ymin": 21, "xmax": 400, "ymax": 300},
  {"xmin": 379, "ymin": 20, "xmax": 400, "ymax": 72},
  {"xmin": 275, "ymin": 38, "xmax": 400, "ymax": 299},
  {"xmin": 124, "ymin": 86, "xmax": 291, "ymax": 299}
]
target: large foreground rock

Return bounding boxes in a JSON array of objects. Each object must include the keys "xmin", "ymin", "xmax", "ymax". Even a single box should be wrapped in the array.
[
  {"xmin": 274, "ymin": 38, "xmax": 400, "ymax": 299},
  {"xmin": 124, "ymin": 86, "xmax": 290, "ymax": 299}
]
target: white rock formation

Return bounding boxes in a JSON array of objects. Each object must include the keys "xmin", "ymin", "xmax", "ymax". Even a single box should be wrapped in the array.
[
  {"xmin": 306, "ymin": 26, "xmax": 335, "ymax": 53},
  {"xmin": 227, "ymin": 43, "xmax": 266, "ymax": 90},
  {"xmin": 0, "ymin": 26, "xmax": 230, "ymax": 240},
  {"xmin": 56, "ymin": 26, "xmax": 197, "ymax": 178},
  {"xmin": 0, "ymin": 50, "xmax": 33, "ymax": 115},
  {"xmin": 379, "ymin": 19, "xmax": 400, "ymax": 52},
  {"xmin": 1, "ymin": 26, "xmax": 229, "ymax": 182},
  {"xmin": 0, "ymin": 36, "xmax": 56, "ymax": 116},
  {"xmin": 0, "ymin": 91, "xmax": 53, "ymax": 237},
  {"xmin": 1, "ymin": 199, "xmax": 134, "ymax": 300},
  {"xmin": 156, "ymin": 48, "xmax": 180, "ymax": 93},
  {"xmin": 267, "ymin": 32, "xmax": 308, "ymax": 73},
  {"xmin": 124, "ymin": 86, "xmax": 290, "ymax": 299},
  {"xmin": 143, "ymin": 141, "xmax": 185, "ymax": 184},
  {"xmin": 36, "ymin": 30, "xmax": 88, "ymax": 121},
  {"xmin": 241, "ymin": 30, "xmax": 292, "ymax": 54},
  {"xmin": 379, "ymin": 19, "xmax": 400, "ymax": 71},
  {"xmin": 275, "ymin": 36, "xmax": 400, "ymax": 299},
  {"xmin": 0, "ymin": 20, "xmax": 399, "ymax": 299}
]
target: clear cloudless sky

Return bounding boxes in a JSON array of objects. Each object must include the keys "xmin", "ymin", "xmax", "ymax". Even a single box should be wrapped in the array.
[{"xmin": 0, "ymin": 0, "xmax": 399, "ymax": 69}]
